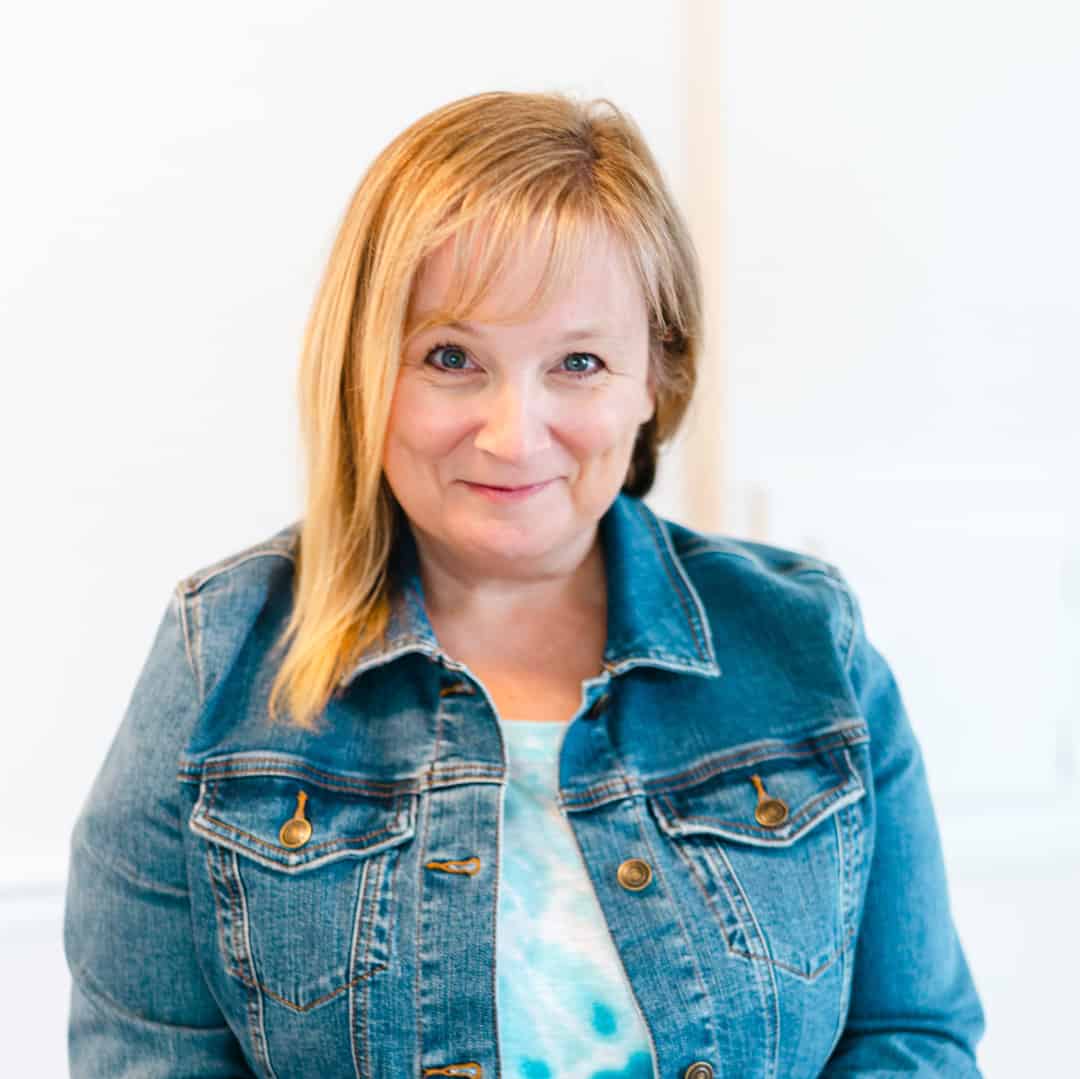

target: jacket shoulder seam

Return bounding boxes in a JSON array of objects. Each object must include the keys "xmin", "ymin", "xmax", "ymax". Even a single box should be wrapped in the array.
[
  {"xmin": 789, "ymin": 564, "xmax": 858, "ymax": 672},
  {"xmin": 678, "ymin": 538, "xmax": 836, "ymax": 578},
  {"xmin": 177, "ymin": 532, "xmax": 298, "ymax": 596},
  {"xmin": 172, "ymin": 582, "xmax": 205, "ymax": 707}
]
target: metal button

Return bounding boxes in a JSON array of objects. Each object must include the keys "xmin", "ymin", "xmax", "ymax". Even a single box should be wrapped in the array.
[
  {"xmin": 754, "ymin": 798, "xmax": 789, "ymax": 828},
  {"xmin": 683, "ymin": 1062, "xmax": 714, "ymax": 1079},
  {"xmin": 279, "ymin": 789, "xmax": 313, "ymax": 849},
  {"xmin": 749, "ymin": 773, "xmax": 789, "ymax": 828},
  {"xmin": 616, "ymin": 858, "xmax": 653, "ymax": 891}
]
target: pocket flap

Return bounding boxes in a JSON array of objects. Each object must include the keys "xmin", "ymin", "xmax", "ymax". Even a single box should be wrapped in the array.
[
  {"xmin": 188, "ymin": 755, "xmax": 416, "ymax": 872},
  {"xmin": 649, "ymin": 728, "xmax": 866, "ymax": 848}
]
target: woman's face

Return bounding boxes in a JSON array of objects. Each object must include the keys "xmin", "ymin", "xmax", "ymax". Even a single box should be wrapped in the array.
[{"xmin": 382, "ymin": 226, "xmax": 656, "ymax": 579}]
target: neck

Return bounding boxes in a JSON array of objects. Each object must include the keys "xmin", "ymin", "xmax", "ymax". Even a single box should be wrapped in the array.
[{"xmin": 412, "ymin": 525, "xmax": 607, "ymax": 624}]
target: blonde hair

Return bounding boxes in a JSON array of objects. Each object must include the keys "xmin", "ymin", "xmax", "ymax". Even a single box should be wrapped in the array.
[{"xmin": 269, "ymin": 90, "xmax": 703, "ymax": 731}]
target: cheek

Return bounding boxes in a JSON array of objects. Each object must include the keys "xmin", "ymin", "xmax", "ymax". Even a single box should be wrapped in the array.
[
  {"xmin": 386, "ymin": 388, "xmax": 469, "ymax": 460},
  {"xmin": 556, "ymin": 399, "xmax": 645, "ymax": 457}
]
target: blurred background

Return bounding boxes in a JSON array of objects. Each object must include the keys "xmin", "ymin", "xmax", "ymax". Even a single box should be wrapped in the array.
[{"xmin": 2, "ymin": 1, "xmax": 1076, "ymax": 1074}]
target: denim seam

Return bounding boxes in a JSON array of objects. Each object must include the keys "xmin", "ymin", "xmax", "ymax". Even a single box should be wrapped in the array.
[
  {"xmin": 179, "ymin": 545, "xmax": 297, "ymax": 596},
  {"xmin": 199, "ymin": 804, "xmax": 402, "ymax": 859},
  {"xmin": 670, "ymin": 833, "xmax": 747, "ymax": 960},
  {"xmin": 206, "ymin": 783, "xmax": 251, "ymax": 987},
  {"xmin": 798, "ymin": 567, "xmax": 858, "ymax": 673},
  {"xmin": 714, "ymin": 842, "xmax": 781, "ymax": 1079},
  {"xmin": 631, "ymin": 797, "xmax": 719, "ymax": 1061},
  {"xmin": 181, "ymin": 757, "xmax": 500, "ymax": 790},
  {"xmin": 209, "ymin": 842, "xmax": 248, "ymax": 984},
  {"xmin": 561, "ymin": 776, "xmax": 640, "ymax": 807},
  {"xmin": 212, "ymin": 831, "xmax": 385, "ymax": 1014},
  {"xmin": 677, "ymin": 542, "xmax": 832, "ymax": 578},
  {"xmin": 643, "ymin": 726, "xmax": 868, "ymax": 794},
  {"xmin": 660, "ymin": 771, "xmax": 855, "ymax": 840},
  {"xmin": 206, "ymin": 845, "xmax": 238, "ymax": 984},
  {"xmin": 228, "ymin": 848, "xmax": 277, "ymax": 1079},
  {"xmin": 372, "ymin": 852, "xmax": 396, "ymax": 1069},
  {"xmin": 251, "ymin": 969, "xmax": 385, "ymax": 1015},
  {"xmin": 566, "ymin": 757, "xmax": 856, "ymax": 813},
  {"xmin": 687, "ymin": 838, "xmax": 780, "ymax": 1071},
  {"xmin": 413, "ymin": 754, "xmax": 435, "ymax": 1074},
  {"xmin": 846, "ymin": 746, "xmax": 869, "ymax": 902},
  {"xmin": 838, "ymin": 751, "xmax": 859, "ymax": 940},
  {"xmin": 175, "ymin": 584, "xmax": 206, "ymax": 708},
  {"xmin": 361, "ymin": 853, "xmax": 383, "ymax": 993},
  {"xmin": 356, "ymin": 854, "xmax": 383, "ymax": 1079},
  {"xmin": 825, "ymin": 811, "xmax": 849, "ymax": 1062},
  {"xmin": 695, "ymin": 837, "xmax": 848, "ymax": 983},
  {"xmin": 210, "ymin": 842, "xmax": 261, "ymax": 1058},
  {"xmin": 348, "ymin": 861, "xmax": 368, "ymax": 1079}
]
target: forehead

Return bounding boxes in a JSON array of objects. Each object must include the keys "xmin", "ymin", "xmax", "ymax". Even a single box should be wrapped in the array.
[{"xmin": 406, "ymin": 221, "xmax": 646, "ymax": 336}]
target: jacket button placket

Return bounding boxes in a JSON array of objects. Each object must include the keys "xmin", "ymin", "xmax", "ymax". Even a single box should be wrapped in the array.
[{"xmin": 417, "ymin": 670, "xmax": 501, "ymax": 1079}]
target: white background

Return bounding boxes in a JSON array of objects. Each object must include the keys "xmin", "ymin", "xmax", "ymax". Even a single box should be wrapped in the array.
[{"xmin": 2, "ymin": 2, "xmax": 1077, "ymax": 1075}]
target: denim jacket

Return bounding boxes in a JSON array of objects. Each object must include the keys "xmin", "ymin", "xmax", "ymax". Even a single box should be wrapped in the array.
[{"xmin": 63, "ymin": 492, "xmax": 985, "ymax": 1078}]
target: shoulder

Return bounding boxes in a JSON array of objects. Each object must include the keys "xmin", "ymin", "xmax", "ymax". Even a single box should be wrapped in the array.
[
  {"xmin": 653, "ymin": 509, "xmax": 859, "ymax": 670},
  {"xmin": 172, "ymin": 520, "xmax": 302, "ymax": 700},
  {"xmin": 657, "ymin": 511, "xmax": 835, "ymax": 579},
  {"xmin": 177, "ymin": 520, "xmax": 300, "ymax": 598}
]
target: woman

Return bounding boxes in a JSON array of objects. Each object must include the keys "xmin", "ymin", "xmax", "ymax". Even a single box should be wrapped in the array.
[{"xmin": 63, "ymin": 91, "xmax": 985, "ymax": 1077}]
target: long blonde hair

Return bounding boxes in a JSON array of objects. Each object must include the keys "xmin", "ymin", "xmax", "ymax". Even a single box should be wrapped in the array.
[{"xmin": 269, "ymin": 90, "xmax": 703, "ymax": 731}]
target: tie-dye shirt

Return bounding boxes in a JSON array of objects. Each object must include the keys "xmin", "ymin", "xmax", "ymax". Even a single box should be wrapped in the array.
[{"xmin": 496, "ymin": 717, "xmax": 654, "ymax": 1079}]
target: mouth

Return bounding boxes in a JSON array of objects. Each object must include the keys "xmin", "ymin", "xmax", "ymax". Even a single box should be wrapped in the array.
[{"xmin": 460, "ymin": 479, "xmax": 554, "ymax": 501}]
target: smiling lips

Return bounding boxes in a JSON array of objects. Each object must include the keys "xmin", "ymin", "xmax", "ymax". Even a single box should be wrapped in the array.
[{"xmin": 461, "ymin": 479, "xmax": 553, "ymax": 501}]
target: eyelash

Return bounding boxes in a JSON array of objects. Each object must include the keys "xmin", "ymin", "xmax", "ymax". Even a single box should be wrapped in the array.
[{"xmin": 423, "ymin": 341, "xmax": 607, "ymax": 380}]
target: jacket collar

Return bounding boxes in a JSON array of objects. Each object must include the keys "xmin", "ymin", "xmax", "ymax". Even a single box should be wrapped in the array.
[{"xmin": 337, "ymin": 492, "xmax": 720, "ymax": 688}]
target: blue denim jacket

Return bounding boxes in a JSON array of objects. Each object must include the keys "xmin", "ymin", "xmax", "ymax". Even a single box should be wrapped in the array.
[{"xmin": 63, "ymin": 493, "xmax": 985, "ymax": 1077}]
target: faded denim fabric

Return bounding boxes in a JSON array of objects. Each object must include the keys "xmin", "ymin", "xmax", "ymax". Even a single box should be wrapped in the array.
[{"xmin": 63, "ymin": 492, "xmax": 985, "ymax": 1077}]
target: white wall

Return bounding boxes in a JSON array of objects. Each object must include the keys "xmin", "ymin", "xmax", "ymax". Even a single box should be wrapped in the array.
[
  {"xmin": 3, "ymin": 2, "xmax": 1076, "ymax": 1075},
  {"xmin": 693, "ymin": 4, "xmax": 1080, "ymax": 1073},
  {"xmin": 715, "ymin": 1, "xmax": 1078, "ymax": 808}
]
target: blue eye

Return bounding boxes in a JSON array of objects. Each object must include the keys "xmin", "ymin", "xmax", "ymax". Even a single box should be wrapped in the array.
[
  {"xmin": 425, "ymin": 343, "xmax": 473, "ymax": 372},
  {"xmin": 562, "ymin": 353, "xmax": 604, "ymax": 378},
  {"xmin": 421, "ymin": 342, "xmax": 607, "ymax": 379}
]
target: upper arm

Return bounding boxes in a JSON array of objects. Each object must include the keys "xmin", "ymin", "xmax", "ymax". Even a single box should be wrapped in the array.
[
  {"xmin": 819, "ymin": 567, "xmax": 986, "ymax": 1075},
  {"xmin": 63, "ymin": 588, "xmax": 252, "ymax": 1076}
]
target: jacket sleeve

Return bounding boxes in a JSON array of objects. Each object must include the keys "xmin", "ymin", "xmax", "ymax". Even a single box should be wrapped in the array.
[
  {"xmin": 63, "ymin": 587, "xmax": 253, "ymax": 1077},
  {"xmin": 819, "ymin": 569, "xmax": 986, "ymax": 1077}
]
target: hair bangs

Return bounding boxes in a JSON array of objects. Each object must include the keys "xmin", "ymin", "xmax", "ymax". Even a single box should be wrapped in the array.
[{"xmin": 405, "ymin": 179, "xmax": 614, "ymax": 342}]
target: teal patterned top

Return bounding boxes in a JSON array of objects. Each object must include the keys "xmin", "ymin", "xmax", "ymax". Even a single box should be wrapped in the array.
[{"xmin": 496, "ymin": 717, "xmax": 654, "ymax": 1078}]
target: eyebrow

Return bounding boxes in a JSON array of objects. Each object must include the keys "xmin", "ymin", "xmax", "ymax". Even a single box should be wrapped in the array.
[{"xmin": 423, "ymin": 319, "xmax": 620, "ymax": 345}]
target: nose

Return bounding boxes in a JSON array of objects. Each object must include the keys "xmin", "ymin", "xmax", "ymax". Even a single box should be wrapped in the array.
[{"xmin": 472, "ymin": 382, "xmax": 552, "ymax": 463}]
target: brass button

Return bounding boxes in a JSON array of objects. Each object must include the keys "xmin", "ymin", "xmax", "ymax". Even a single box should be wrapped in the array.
[
  {"xmin": 279, "ymin": 818, "xmax": 312, "ymax": 847},
  {"xmin": 616, "ymin": 858, "xmax": 653, "ymax": 891},
  {"xmin": 279, "ymin": 789, "xmax": 313, "ymax": 849},
  {"xmin": 749, "ymin": 773, "xmax": 789, "ymax": 828},
  {"xmin": 754, "ymin": 797, "xmax": 789, "ymax": 828},
  {"xmin": 683, "ymin": 1062, "xmax": 714, "ymax": 1079}
]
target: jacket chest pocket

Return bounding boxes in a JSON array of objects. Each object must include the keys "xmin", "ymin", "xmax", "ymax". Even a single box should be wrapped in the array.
[
  {"xmin": 649, "ymin": 730, "xmax": 868, "ymax": 983},
  {"xmin": 188, "ymin": 761, "xmax": 416, "ymax": 1013}
]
